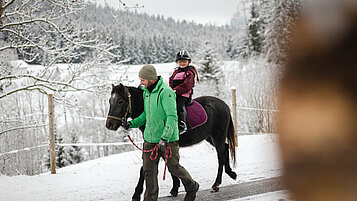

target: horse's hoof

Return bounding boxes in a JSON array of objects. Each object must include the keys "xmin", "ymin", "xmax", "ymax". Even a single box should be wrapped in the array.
[
  {"xmin": 211, "ymin": 185, "xmax": 220, "ymax": 192},
  {"xmin": 170, "ymin": 187, "xmax": 179, "ymax": 197},
  {"xmin": 132, "ymin": 196, "xmax": 140, "ymax": 201},
  {"xmin": 230, "ymin": 172, "xmax": 237, "ymax": 180},
  {"xmin": 170, "ymin": 190, "xmax": 178, "ymax": 197}
]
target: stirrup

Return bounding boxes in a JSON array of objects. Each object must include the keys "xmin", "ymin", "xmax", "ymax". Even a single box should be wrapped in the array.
[
  {"xmin": 179, "ymin": 128, "xmax": 187, "ymax": 135},
  {"xmin": 179, "ymin": 121, "xmax": 187, "ymax": 134}
]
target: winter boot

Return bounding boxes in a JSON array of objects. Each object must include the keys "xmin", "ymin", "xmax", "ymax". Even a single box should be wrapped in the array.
[
  {"xmin": 178, "ymin": 112, "xmax": 187, "ymax": 134},
  {"xmin": 179, "ymin": 120, "xmax": 187, "ymax": 134},
  {"xmin": 184, "ymin": 182, "xmax": 199, "ymax": 201}
]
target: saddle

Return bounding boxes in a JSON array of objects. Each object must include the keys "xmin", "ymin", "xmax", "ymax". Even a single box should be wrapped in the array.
[{"xmin": 185, "ymin": 100, "xmax": 207, "ymax": 131}]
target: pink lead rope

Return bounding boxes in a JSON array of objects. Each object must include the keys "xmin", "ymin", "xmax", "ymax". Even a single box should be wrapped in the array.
[{"xmin": 127, "ymin": 135, "xmax": 172, "ymax": 180}]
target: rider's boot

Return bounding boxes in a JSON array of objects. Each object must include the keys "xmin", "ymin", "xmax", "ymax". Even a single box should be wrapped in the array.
[{"xmin": 178, "ymin": 112, "xmax": 187, "ymax": 134}]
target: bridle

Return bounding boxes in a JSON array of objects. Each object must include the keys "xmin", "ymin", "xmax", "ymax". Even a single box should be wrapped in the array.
[{"xmin": 107, "ymin": 86, "xmax": 132, "ymax": 124}]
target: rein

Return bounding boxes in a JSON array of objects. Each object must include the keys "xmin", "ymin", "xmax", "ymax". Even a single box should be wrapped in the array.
[
  {"xmin": 108, "ymin": 86, "xmax": 172, "ymax": 180},
  {"xmin": 127, "ymin": 135, "xmax": 172, "ymax": 180},
  {"xmin": 107, "ymin": 87, "xmax": 132, "ymax": 123}
]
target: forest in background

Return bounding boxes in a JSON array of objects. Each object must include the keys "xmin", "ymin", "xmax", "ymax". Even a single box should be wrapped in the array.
[{"xmin": 4, "ymin": 2, "xmax": 236, "ymax": 65}]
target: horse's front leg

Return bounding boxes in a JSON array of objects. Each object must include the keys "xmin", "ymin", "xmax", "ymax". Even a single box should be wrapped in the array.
[
  {"xmin": 170, "ymin": 174, "xmax": 180, "ymax": 196},
  {"xmin": 132, "ymin": 166, "xmax": 145, "ymax": 201}
]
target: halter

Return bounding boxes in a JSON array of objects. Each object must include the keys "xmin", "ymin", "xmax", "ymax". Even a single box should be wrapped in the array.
[{"xmin": 107, "ymin": 87, "xmax": 132, "ymax": 123}]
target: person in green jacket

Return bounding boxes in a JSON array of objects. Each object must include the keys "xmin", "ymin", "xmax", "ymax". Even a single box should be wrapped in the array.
[{"xmin": 123, "ymin": 64, "xmax": 199, "ymax": 201}]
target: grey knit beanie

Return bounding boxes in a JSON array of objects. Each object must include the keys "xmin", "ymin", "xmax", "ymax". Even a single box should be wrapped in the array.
[{"xmin": 139, "ymin": 64, "xmax": 157, "ymax": 80}]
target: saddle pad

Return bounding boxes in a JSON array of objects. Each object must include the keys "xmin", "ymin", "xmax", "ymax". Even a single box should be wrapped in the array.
[{"xmin": 186, "ymin": 100, "xmax": 207, "ymax": 130}]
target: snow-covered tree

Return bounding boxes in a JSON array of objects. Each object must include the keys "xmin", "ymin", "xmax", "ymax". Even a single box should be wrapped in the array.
[
  {"xmin": 44, "ymin": 131, "xmax": 83, "ymax": 169},
  {"xmin": 263, "ymin": 0, "xmax": 302, "ymax": 64},
  {"xmin": 0, "ymin": 0, "xmax": 122, "ymax": 100},
  {"xmin": 66, "ymin": 131, "xmax": 83, "ymax": 165},
  {"xmin": 248, "ymin": 1, "xmax": 265, "ymax": 55},
  {"xmin": 196, "ymin": 41, "xmax": 224, "ymax": 96},
  {"xmin": 44, "ymin": 134, "xmax": 66, "ymax": 169},
  {"xmin": 225, "ymin": 34, "xmax": 241, "ymax": 60},
  {"xmin": 0, "ymin": 38, "xmax": 17, "ymax": 92}
]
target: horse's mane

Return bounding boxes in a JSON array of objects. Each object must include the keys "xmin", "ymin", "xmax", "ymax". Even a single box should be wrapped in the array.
[{"xmin": 112, "ymin": 84, "xmax": 143, "ymax": 98}]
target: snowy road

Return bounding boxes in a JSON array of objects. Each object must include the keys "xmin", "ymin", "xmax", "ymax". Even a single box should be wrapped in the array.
[{"xmin": 159, "ymin": 177, "xmax": 284, "ymax": 201}]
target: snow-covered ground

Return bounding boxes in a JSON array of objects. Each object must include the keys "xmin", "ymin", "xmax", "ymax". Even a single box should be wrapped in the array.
[{"xmin": 0, "ymin": 134, "xmax": 283, "ymax": 201}]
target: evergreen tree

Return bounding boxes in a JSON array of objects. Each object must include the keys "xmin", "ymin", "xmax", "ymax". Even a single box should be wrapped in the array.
[
  {"xmin": 248, "ymin": 1, "xmax": 265, "ymax": 55},
  {"xmin": 44, "ymin": 132, "xmax": 83, "ymax": 170},
  {"xmin": 263, "ymin": 0, "xmax": 302, "ymax": 64},
  {"xmin": 163, "ymin": 36, "xmax": 176, "ymax": 62},
  {"xmin": 55, "ymin": 135, "xmax": 68, "ymax": 168},
  {"xmin": 197, "ymin": 41, "xmax": 224, "ymax": 96},
  {"xmin": 118, "ymin": 35, "xmax": 129, "ymax": 63},
  {"xmin": 225, "ymin": 35, "xmax": 235, "ymax": 60},
  {"xmin": 225, "ymin": 34, "xmax": 242, "ymax": 60},
  {"xmin": 44, "ymin": 134, "xmax": 67, "ymax": 169},
  {"xmin": 66, "ymin": 131, "xmax": 83, "ymax": 165}
]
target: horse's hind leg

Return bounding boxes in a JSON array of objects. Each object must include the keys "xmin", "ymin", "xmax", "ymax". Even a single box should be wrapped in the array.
[
  {"xmin": 132, "ymin": 166, "xmax": 145, "ymax": 201},
  {"xmin": 170, "ymin": 174, "xmax": 180, "ymax": 196},
  {"xmin": 224, "ymin": 143, "xmax": 237, "ymax": 180},
  {"xmin": 212, "ymin": 144, "xmax": 225, "ymax": 192}
]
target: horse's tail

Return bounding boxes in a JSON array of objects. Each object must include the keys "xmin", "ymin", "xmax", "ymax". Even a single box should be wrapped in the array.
[{"xmin": 227, "ymin": 116, "xmax": 237, "ymax": 166}]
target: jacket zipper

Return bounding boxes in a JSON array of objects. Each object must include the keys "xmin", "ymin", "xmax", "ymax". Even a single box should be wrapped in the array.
[{"xmin": 148, "ymin": 94, "xmax": 152, "ymax": 142}]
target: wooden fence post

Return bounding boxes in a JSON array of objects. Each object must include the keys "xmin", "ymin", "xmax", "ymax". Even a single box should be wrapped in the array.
[
  {"xmin": 48, "ymin": 94, "xmax": 56, "ymax": 174},
  {"xmin": 231, "ymin": 87, "xmax": 238, "ymax": 147}
]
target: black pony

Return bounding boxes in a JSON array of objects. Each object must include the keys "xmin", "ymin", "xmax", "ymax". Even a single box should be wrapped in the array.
[{"xmin": 106, "ymin": 84, "xmax": 237, "ymax": 201}]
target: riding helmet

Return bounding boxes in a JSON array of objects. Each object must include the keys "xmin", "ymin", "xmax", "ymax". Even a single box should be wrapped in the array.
[{"xmin": 175, "ymin": 50, "xmax": 191, "ymax": 62}]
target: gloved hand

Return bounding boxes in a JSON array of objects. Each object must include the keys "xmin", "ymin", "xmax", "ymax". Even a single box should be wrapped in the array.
[
  {"xmin": 122, "ymin": 121, "xmax": 131, "ymax": 130},
  {"xmin": 159, "ymin": 138, "xmax": 167, "ymax": 151}
]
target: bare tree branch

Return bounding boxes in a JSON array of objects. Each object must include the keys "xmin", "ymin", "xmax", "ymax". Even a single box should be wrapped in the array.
[
  {"xmin": 1, "ymin": 0, "xmax": 122, "ymax": 65},
  {"xmin": 0, "ymin": 0, "xmax": 125, "ymax": 100},
  {"xmin": 0, "ymin": 123, "xmax": 47, "ymax": 136},
  {"xmin": 2, "ymin": 18, "xmax": 118, "ymax": 58},
  {"xmin": 3, "ymin": 0, "xmax": 16, "ymax": 10},
  {"xmin": 0, "ymin": 44, "xmax": 37, "ymax": 51}
]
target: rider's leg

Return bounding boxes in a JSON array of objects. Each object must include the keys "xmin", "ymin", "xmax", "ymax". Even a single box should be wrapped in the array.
[{"xmin": 176, "ymin": 96, "xmax": 188, "ymax": 134}]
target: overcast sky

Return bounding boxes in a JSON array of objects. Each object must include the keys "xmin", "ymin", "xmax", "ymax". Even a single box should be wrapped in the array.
[{"xmin": 93, "ymin": 0, "xmax": 241, "ymax": 26}]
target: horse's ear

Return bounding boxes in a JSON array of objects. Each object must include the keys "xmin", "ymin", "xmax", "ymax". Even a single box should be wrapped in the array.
[
  {"xmin": 111, "ymin": 84, "xmax": 114, "ymax": 89},
  {"xmin": 119, "ymin": 83, "xmax": 124, "ymax": 90}
]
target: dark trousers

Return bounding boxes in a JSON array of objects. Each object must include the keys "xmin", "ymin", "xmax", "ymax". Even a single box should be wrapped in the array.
[
  {"xmin": 143, "ymin": 141, "xmax": 197, "ymax": 201},
  {"xmin": 176, "ymin": 96, "xmax": 189, "ymax": 114},
  {"xmin": 177, "ymin": 96, "xmax": 190, "ymax": 127}
]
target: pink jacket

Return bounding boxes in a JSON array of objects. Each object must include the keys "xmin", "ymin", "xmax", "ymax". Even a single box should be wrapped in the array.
[{"xmin": 169, "ymin": 66, "xmax": 196, "ymax": 98}]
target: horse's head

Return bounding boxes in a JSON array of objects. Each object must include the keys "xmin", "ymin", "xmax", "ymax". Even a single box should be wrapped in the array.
[{"xmin": 106, "ymin": 83, "xmax": 131, "ymax": 131}]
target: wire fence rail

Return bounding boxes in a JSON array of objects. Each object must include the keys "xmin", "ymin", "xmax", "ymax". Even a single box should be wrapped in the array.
[
  {"xmin": 236, "ymin": 106, "xmax": 279, "ymax": 112},
  {"xmin": 0, "ymin": 102, "xmax": 279, "ymax": 154},
  {"xmin": 0, "ymin": 141, "xmax": 144, "ymax": 157},
  {"xmin": 0, "ymin": 144, "xmax": 48, "ymax": 157},
  {"xmin": 1, "ymin": 106, "xmax": 278, "ymax": 154},
  {"xmin": 0, "ymin": 90, "xmax": 279, "ymax": 175}
]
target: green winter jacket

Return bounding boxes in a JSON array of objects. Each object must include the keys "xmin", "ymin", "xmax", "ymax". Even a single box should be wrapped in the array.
[{"xmin": 129, "ymin": 77, "xmax": 179, "ymax": 143}]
